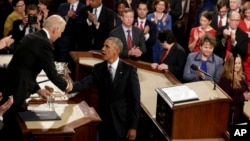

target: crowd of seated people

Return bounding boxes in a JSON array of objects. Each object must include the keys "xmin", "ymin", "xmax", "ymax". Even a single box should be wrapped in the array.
[{"xmin": 1, "ymin": 0, "xmax": 250, "ymax": 126}]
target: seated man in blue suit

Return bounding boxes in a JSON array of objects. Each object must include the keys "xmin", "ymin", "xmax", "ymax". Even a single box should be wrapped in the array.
[{"xmin": 70, "ymin": 37, "xmax": 141, "ymax": 141}]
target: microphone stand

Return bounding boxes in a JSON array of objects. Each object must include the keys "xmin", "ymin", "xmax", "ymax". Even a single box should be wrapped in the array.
[{"xmin": 230, "ymin": 53, "xmax": 237, "ymax": 125}]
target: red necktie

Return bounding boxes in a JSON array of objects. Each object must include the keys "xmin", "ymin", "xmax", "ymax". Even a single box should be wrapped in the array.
[
  {"xmin": 127, "ymin": 30, "xmax": 133, "ymax": 50},
  {"xmin": 140, "ymin": 21, "xmax": 144, "ymax": 30},
  {"xmin": 218, "ymin": 16, "xmax": 222, "ymax": 27},
  {"xmin": 160, "ymin": 49, "xmax": 168, "ymax": 63},
  {"xmin": 86, "ymin": 0, "xmax": 90, "ymax": 5},
  {"xmin": 226, "ymin": 36, "xmax": 232, "ymax": 56}
]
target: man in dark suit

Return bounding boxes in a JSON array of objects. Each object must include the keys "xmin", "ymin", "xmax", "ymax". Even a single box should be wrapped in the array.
[
  {"xmin": 54, "ymin": 0, "xmax": 85, "ymax": 62},
  {"xmin": 215, "ymin": 11, "xmax": 248, "ymax": 61},
  {"xmin": 211, "ymin": 0, "xmax": 229, "ymax": 31},
  {"xmin": 134, "ymin": 2, "xmax": 157, "ymax": 62},
  {"xmin": 110, "ymin": 8, "xmax": 146, "ymax": 59},
  {"xmin": 8, "ymin": 4, "xmax": 39, "ymax": 52},
  {"xmin": 0, "ymin": 15, "xmax": 73, "ymax": 140},
  {"xmin": 70, "ymin": 37, "xmax": 141, "ymax": 141},
  {"xmin": 75, "ymin": 0, "xmax": 114, "ymax": 51}
]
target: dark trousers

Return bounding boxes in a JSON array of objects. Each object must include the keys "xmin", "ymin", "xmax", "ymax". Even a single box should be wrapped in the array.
[{"xmin": 98, "ymin": 120, "xmax": 127, "ymax": 141}]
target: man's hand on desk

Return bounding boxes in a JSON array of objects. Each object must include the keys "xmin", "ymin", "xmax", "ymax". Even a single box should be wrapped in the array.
[{"xmin": 37, "ymin": 89, "xmax": 52, "ymax": 98}]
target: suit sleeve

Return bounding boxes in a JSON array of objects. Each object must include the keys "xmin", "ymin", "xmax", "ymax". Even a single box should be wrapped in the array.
[
  {"xmin": 128, "ymin": 66, "xmax": 141, "ymax": 129},
  {"xmin": 38, "ymin": 41, "xmax": 68, "ymax": 92},
  {"xmin": 71, "ymin": 69, "xmax": 95, "ymax": 93},
  {"xmin": 138, "ymin": 29, "xmax": 147, "ymax": 54},
  {"xmin": 183, "ymin": 54, "xmax": 199, "ymax": 82}
]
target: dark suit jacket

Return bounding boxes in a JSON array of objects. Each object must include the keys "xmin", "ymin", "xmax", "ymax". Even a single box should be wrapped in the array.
[
  {"xmin": 54, "ymin": 2, "xmax": 85, "ymax": 61},
  {"xmin": 0, "ymin": 120, "xmax": 3, "ymax": 130},
  {"xmin": 57, "ymin": 2, "xmax": 85, "ymax": 36},
  {"xmin": 134, "ymin": 19, "xmax": 157, "ymax": 62},
  {"xmin": 8, "ymin": 20, "xmax": 38, "ymax": 52},
  {"xmin": 162, "ymin": 43, "xmax": 187, "ymax": 82},
  {"xmin": 210, "ymin": 11, "xmax": 228, "ymax": 31},
  {"xmin": 169, "ymin": 0, "xmax": 182, "ymax": 24},
  {"xmin": 110, "ymin": 25, "xmax": 147, "ymax": 58},
  {"xmin": 71, "ymin": 60, "xmax": 141, "ymax": 137},
  {"xmin": 75, "ymin": 5, "xmax": 114, "ymax": 51},
  {"xmin": 215, "ymin": 26, "xmax": 248, "ymax": 60},
  {"xmin": 4, "ymin": 30, "xmax": 68, "ymax": 107}
]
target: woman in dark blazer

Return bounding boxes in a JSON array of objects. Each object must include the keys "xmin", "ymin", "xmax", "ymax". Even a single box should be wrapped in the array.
[{"xmin": 151, "ymin": 29, "xmax": 187, "ymax": 82}]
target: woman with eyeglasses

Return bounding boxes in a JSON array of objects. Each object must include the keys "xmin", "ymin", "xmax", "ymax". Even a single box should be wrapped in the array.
[
  {"xmin": 3, "ymin": 0, "xmax": 25, "ymax": 37},
  {"xmin": 211, "ymin": 0, "xmax": 229, "ymax": 30}
]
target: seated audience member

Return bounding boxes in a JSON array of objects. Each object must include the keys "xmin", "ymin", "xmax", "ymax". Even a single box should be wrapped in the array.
[
  {"xmin": 0, "ymin": 93, "xmax": 13, "ymax": 130},
  {"xmin": 211, "ymin": 0, "xmax": 229, "ymax": 31},
  {"xmin": 134, "ymin": 2, "xmax": 157, "ymax": 62},
  {"xmin": 8, "ymin": 4, "xmax": 39, "ymax": 51},
  {"xmin": 239, "ymin": 1, "xmax": 250, "ymax": 86},
  {"xmin": 114, "ymin": 0, "xmax": 129, "ymax": 28},
  {"xmin": 219, "ymin": 54, "xmax": 250, "ymax": 124},
  {"xmin": 183, "ymin": 33, "xmax": 223, "ymax": 83},
  {"xmin": 188, "ymin": 10, "xmax": 217, "ymax": 53},
  {"xmin": 3, "ymin": 0, "xmax": 25, "ymax": 37},
  {"xmin": 70, "ymin": 37, "xmax": 140, "ymax": 141},
  {"xmin": 151, "ymin": 29, "xmax": 186, "ymax": 82},
  {"xmin": 146, "ymin": 0, "xmax": 172, "ymax": 63},
  {"xmin": 215, "ymin": 11, "xmax": 248, "ymax": 61},
  {"xmin": 110, "ymin": 8, "xmax": 146, "ymax": 60}
]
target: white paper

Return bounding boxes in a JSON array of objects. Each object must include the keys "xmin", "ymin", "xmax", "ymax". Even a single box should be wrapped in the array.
[{"xmin": 161, "ymin": 85, "xmax": 199, "ymax": 103}]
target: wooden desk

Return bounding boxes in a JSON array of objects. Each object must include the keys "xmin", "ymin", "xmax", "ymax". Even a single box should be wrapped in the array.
[
  {"xmin": 0, "ymin": 54, "xmax": 103, "ymax": 141},
  {"xmin": 69, "ymin": 51, "xmax": 230, "ymax": 141},
  {"xmin": 18, "ymin": 100, "xmax": 101, "ymax": 141}
]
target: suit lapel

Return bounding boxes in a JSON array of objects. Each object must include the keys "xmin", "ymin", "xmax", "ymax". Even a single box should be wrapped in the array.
[{"xmin": 112, "ymin": 60, "xmax": 124, "ymax": 90}]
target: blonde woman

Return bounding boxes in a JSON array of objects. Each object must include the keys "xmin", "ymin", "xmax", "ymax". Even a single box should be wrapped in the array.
[{"xmin": 219, "ymin": 54, "xmax": 250, "ymax": 124}]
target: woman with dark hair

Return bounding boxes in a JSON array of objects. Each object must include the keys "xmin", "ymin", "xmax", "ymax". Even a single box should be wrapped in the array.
[
  {"xmin": 219, "ymin": 54, "xmax": 250, "ymax": 124},
  {"xmin": 37, "ymin": 0, "xmax": 54, "ymax": 28},
  {"xmin": 114, "ymin": 0, "xmax": 129, "ymax": 28},
  {"xmin": 3, "ymin": 0, "xmax": 25, "ymax": 36},
  {"xmin": 188, "ymin": 10, "xmax": 217, "ymax": 52},
  {"xmin": 146, "ymin": 0, "xmax": 172, "ymax": 63},
  {"xmin": 151, "ymin": 29, "xmax": 186, "ymax": 82}
]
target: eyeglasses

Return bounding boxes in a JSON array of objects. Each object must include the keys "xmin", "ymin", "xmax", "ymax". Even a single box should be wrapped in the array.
[
  {"xmin": 219, "ymin": 10, "xmax": 227, "ymax": 13},
  {"xmin": 230, "ymin": 19, "xmax": 240, "ymax": 22},
  {"xmin": 16, "ymin": 4, "xmax": 25, "ymax": 8}
]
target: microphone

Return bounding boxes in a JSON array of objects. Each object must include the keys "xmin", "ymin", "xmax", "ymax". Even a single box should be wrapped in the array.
[{"xmin": 190, "ymin": 64, "xmax": 216, "ymax": 90}]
